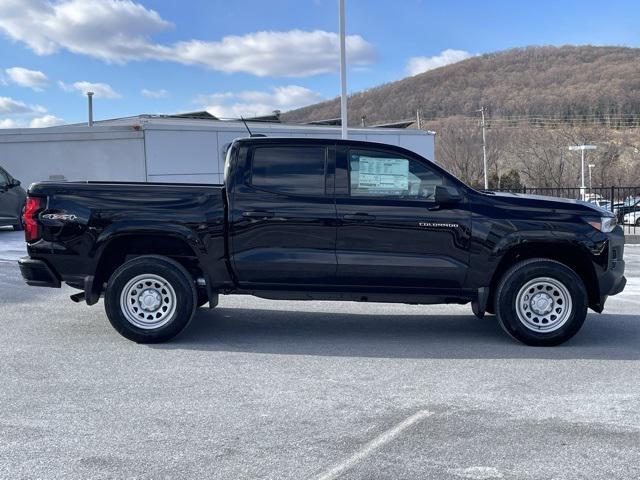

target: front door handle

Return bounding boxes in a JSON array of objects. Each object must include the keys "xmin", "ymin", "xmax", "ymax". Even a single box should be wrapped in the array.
[
  {"xmin": 342, "ymin": 213, "xmax": 376, "ymax": 222},
  {"xmin": 242, "ymin": 210, "xmax": 275, "ymax": 219}
]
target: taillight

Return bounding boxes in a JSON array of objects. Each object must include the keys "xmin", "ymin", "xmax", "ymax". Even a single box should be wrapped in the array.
[{"xmin": 23, "ymin": 197, "xmax": 43, "ymax": 243}]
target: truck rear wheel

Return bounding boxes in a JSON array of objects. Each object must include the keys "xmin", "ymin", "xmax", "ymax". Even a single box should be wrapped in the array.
[
  {"xmin": 495, "ymin": 258, "xmax": 588, "ymax": 346},
  {"xmin": 104, "ymin": 255, "xmax": 197, "ymax": 343}
]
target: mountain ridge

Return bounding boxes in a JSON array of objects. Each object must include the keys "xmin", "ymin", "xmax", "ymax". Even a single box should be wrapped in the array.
[{"xmin": 282, "ymin": 45, "xmax": 640, "ymax": 125}]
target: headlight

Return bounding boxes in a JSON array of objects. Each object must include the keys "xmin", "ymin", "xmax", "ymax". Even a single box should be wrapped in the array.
[{"xmin": 585, "ymin": 216, "xmax": 617, "ymax": 233}]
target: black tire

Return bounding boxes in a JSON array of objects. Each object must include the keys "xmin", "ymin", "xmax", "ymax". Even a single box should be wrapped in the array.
[
  {"xmin": 495, "ymin": 258, "xmax": 588, "ymax": 346},
  {"xmin": 104, "ymin": 255, "xmax": 197, "ymax": 343}
]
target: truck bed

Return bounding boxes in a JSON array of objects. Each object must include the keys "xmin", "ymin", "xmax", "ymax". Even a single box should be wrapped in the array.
[{"xmin": 26, "ymin": 180, "xmax": 229, "ymax": 292}]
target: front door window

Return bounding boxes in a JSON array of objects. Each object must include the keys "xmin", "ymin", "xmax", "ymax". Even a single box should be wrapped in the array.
[{"xmin": 349, "ymin": 150, "xmax": 446, "ymax": 201}]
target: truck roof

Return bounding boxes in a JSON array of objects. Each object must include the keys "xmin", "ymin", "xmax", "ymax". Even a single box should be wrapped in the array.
[{"xmin": 232, "ymin": 136, "xmax": 434, "ymax": 159}]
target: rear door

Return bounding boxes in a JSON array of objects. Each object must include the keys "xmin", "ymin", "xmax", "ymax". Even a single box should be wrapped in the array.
[
  {"xmin": 228, "ymin": 140, "xmax": 338, "ymax": 286},
  {"xmin": 334, "ymin": 145, "xmax": 471, "ymax": 290}
]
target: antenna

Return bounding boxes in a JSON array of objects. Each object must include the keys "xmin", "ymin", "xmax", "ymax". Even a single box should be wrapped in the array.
[
  {"xmin": 239, "ymin": 116, "xmax": 266, "ymax": 138},
  {"xmin": 240, "ymin": 116, "xmax": 253, "ymax": 137}
]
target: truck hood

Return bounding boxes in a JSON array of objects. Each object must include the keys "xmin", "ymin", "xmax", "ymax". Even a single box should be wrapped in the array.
[{"xmin": 485, "ymin": 191, "xmax": 613, "ymax": 216}]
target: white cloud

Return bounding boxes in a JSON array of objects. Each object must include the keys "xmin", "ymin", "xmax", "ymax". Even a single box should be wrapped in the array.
[
  {"xmin": 5, "ymin": 67, "xmax": 49, "ymax": 90},
  {"xmin": 0, "ymin": 96, "xmax": 46, "ymax": 115},
  {"xmin": 59, "ymin": 81, "xmax": 121, "ymax": 99},
  {"xmin": 0, "ymin": 94, "xmax": 59, "ymax": 128},
  {"xmin": 198, "ymin": 85, "xmax": 324, "ymax": 118},
  {"xmin": 0, "ymin": 114, "xmax": 63, "ymax": 128},
  {"xmin": 406, "ymin": 49, "xmax": 473, "ymax": 76},
  {"xmin": 0, "ymin": 0, "xmax": 375, "ymax": 77},
  {"xmin": 170, "ymin": 30, "xmax": 375, "ymax": 77},
  {"xmin": 0, "ymin": 118, "xmax": 19, "ymax": 128},
  {"xmin": 0, "ymin": 0, "xmax": 171, "ymax": 60},
  {"xmin": 30, "ymin": 114, "xmax": 64, "ymax": 127},
  {"xmin": 141, "ymin": 88, "xmax": 168, "ymax": 98}
]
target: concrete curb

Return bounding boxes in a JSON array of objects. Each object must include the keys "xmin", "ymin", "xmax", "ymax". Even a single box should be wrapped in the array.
[{"xmin": 626, "ymin": 236, "xmax": 640, "ymax": 244}]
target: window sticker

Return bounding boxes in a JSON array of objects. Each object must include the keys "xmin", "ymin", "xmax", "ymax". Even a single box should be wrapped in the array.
[{"xmin": 357, "ymin": 156, "xmax": 409, "ymax": 191}]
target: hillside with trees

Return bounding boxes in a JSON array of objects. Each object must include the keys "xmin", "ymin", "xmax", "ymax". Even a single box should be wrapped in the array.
[
  {"xmin": 282, "ymin": 46, "xmax": 640, "ymax": 189},
  {"xmin": 283, "ymin": 45, "xmax": 640, "ymax": 125}
]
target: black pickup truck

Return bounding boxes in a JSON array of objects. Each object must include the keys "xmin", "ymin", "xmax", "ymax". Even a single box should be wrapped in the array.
[{"xmin": 19, "ymin": 137, "xmax": 626, "ymax": 346}]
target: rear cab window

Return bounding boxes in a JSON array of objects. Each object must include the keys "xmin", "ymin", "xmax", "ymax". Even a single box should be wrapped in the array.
[
  {"xmin": 348, "ymin": 149, "xmax": 447, "ymax": 201},
  {"xmin": 250, "ymin": 145, "xmax": 327, "ymax": 196}
]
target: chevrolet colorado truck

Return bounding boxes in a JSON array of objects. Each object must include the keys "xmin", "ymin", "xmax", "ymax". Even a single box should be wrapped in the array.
[{"xmin": 19, "ymin": 137, "xmax": 626, "ymax": 346}]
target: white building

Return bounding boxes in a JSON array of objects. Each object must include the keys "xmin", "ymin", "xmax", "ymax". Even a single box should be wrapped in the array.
[{"xmin": 0, "ymin": 115, "xmax": 436, "ymax": 187}]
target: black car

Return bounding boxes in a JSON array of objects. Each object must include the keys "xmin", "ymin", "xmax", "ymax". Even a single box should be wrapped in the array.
[
  {"xmin": 0, "ymin": 166, "xmax": 26, "ymax": 230},
  {"xmin": 18, "ymin": 137, "xmax": 626, "ymax": 346}
]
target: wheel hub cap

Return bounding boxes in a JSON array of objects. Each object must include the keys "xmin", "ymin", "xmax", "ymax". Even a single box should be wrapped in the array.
[
  {"xmin": 530, "ymin": 292, "xmax": 553, "ymax": 315},
  {"xmin": 139, "ymin": 289, "xmax": 162, "ymax": 311}
]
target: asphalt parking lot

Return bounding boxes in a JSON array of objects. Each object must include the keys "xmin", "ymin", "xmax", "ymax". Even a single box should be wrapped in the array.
[{"xmin": 1, "ymin": 227, "xmax": 640, "ymax": 479}]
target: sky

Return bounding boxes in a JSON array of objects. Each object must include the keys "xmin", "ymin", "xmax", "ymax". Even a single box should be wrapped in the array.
[{"xmin": 0, "ymin": 0, "xmax": 639, "ymax": 128}]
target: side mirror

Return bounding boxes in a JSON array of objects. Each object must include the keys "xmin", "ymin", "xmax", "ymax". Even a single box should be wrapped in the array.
[
  {"xmin": 434, "ymin": 185, "xmax": 463, "ymax": 205},
  {"xmin": 11, "ymin": 179, "xmax": 21, "ymax": 187}
]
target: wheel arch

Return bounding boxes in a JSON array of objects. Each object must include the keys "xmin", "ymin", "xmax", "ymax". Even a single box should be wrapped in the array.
[
  {"xmin": 487, "ymin": 241, "xmax": 599, "ymax": 312},
  {"xmin": 92, "ymin": 233, "xmax": 204, "ymax": 298}
]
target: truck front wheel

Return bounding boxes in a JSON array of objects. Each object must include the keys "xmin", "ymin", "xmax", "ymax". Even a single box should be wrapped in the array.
[
  {"xmin": 104, "ymin": 255, "xmax": 197, "ymax": 343},
  {"xmin": 495, "ymin": 258, "xmax": 588, "ymax": 346}
]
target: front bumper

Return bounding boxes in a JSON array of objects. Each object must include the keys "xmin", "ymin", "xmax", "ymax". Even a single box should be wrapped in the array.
[
  {"xmin": 592, "ymin": 230, "xmax": 626, "ymax": 311},
  {"xmin": 18, "ymin": 257, "xmax": 61, "ymax": 288}
]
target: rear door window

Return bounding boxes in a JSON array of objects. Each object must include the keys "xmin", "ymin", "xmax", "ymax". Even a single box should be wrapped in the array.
[{"xmin": 251, "ymin": 146, "xmax": 326, "ymax": 196}]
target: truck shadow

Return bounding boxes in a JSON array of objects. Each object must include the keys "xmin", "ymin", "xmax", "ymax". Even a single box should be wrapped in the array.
[{"xmin": 152, "ymin": 308, "xmax": 640, "ymax": 360}]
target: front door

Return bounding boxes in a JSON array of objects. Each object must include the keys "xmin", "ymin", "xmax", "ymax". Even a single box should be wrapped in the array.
[
  {"xmin": 229, "ymin": 141, "xmax": 337, "ymax": 287},
  {"xmin": 0, "ymin": 168, "xmax": 15, "ymax": 225},
  {"xmin": 335, "ymin": 146, "xmax": 471, "ymax": 291}
]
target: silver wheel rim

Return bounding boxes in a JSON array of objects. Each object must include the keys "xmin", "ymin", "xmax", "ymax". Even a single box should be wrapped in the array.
[
  {"xmin": 515, "ymin": 277, "xmax": 572, "ymax": 333},
  {"xmin": 120, "ymin": 274, "xmax": 177, "ymax": 329}
]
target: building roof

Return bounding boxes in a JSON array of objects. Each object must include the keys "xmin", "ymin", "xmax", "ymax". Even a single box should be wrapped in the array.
[
  {"xmin": 167, "ymin": 111, "xmax": 218, "ymax": 120},
  {"xmin": 370, "ymin": 120, "xmax": 416, "ymax": 129},
  {"xmin": 305, "ymin": 117, "xmax": 343, "ymax": 126}
]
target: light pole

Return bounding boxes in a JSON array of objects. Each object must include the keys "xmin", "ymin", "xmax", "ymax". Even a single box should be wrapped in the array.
[
  {"xmin": 338, "ymin": 0, "xmax": 348, "ymax": 139},
  {"xmin": 588, "ymin": 163, "xmax": 595, "ymax": 190},
  {"xmin": 86, "ymin": 91, "xmax": 94, "ymax": 127},
  {"xmin": 477, "ymin": 106, "xmax": 488, "ymax": 190},
  {"xmin": 568, "ymin": 145, "xmax": 596, "ymax": 199}
]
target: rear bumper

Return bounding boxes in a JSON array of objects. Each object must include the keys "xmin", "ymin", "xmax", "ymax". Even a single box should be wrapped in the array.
[{"xmin": 18, "ymin": 257, "xmax": 61, "ymax": 288}]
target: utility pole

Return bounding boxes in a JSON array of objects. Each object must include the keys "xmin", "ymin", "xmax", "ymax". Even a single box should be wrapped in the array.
[
  {"xmin": 86, "ymin": 91, "xmax": 94, "ymax": 127},
  {"xmin": 477, "ymin": 106, "xmax": 488, "ymax": 189},
  {"xmin": 588, "ymin": 163, "xmax": 595, "ymax": 189},
  {"xmin": 338, "ymin": 0, "xmax": 348, "ymax": 139},
  {"xmin": 569, "ymin": 145, "xmax": 596, "ymax": 199},
  {"xmin": 416, "ymin": 108, "xmax": 422, "ymax": 130}
]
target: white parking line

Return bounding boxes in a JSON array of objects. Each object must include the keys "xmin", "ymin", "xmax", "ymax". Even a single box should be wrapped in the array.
[{"xmin": 313, "ymin": 409, "xmax": 433, "ymax": 480}]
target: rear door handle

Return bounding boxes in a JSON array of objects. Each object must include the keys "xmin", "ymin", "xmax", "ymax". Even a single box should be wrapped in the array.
[
  {"xmin": 342, "ymin": 213, "xmax": 376, "ymax": 221},
  {"xmin": 242, "ymin": 210, "xmax": 275, "ymax": 219}
]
